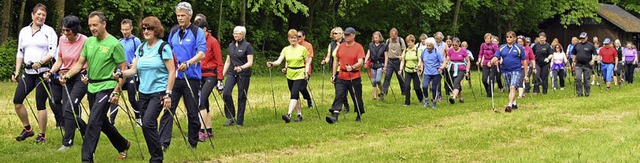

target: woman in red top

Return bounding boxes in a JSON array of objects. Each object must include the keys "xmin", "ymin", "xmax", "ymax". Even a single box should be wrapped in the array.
[
  {"xmin": 518, "ymin": 36, "xmax": 536, "ymax": 98},
  {"xmin": 598, "ymin": 38, "xmax": 618, "ymax": 90},
  {"xmin": 194, "ymin": 19, "xmax": 223, "ymax": 141}
]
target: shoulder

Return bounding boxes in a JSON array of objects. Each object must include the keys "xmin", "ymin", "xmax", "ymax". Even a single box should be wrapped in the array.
[{"xmin": 41, "ymin": 24, "xmax": 56, "ymax": 33}]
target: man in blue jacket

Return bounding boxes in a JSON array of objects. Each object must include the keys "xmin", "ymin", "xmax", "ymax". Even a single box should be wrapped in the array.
[{"xmin": 491, "ymin": 31, "xmax": 528, "ymax": 113}]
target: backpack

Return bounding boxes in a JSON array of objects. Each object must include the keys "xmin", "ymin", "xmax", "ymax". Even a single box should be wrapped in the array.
[
  {"xmin": 386, "ymin": 37, "xmax": 406, "ymax": 51},
  {"xmin": 119, "ymin": 36, "xmax": 139, "ymax": 50},
  {"xmin": 167, "ymin": 24, "xmax": 200, "ymax": 49}
]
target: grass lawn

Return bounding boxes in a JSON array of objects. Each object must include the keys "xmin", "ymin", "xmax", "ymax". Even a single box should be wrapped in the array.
[{"xmin": 1, "ymin": 71, "xmax": 639, "ymax": 162}]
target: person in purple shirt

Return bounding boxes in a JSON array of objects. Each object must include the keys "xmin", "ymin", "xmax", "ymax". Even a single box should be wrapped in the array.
[
  {"xmin": 491, "ymin": 31, "xmax": 528, "ymax": 113},
  {"xmin": 443, "ymin": 37, "xmax": 470, "ymax": 104},
  {"xmin": 477, "ymin": 33, "xmax": 500, "ymax": 97},
  {"xmin": 622, "ymin": 42, "xmax": 638, "ymax": 83}
]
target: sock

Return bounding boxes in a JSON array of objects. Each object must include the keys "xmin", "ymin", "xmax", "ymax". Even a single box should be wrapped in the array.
[
  {"xmin": 206, "ymin": 128, "xmax": 212, "ymax": 134},
  {"xmin": 297, "ymin": 113, "xmax": 302, "ymax": 117},
  {"xmin": 39, "ymin": 133, "xmax": 45, "ymax": 137},
  {"xmin": 200, "ymin": 129, "xmax": 205, "ymax": 133},
  {"xmin": 24, "ymin": 125, "xmax": 31, "ymax": 131}
]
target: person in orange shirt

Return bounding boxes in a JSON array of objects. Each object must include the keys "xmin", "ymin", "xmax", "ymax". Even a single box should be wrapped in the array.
[
  {"xmin": 298, "ymin": 31, "xmax": 314, "ymax": 108},
  {"xmin": 598, "ymin": 38, "xmax": 618, "ymax": 90}
]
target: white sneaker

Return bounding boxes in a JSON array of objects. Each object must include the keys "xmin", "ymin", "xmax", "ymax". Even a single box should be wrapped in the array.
[
  {"xmin": 136, "ymin": 118, "xmax": 142, "ymax": 127},
  {"xmin": 560, "ymin": 88, "xmax": 564, "ymax": 90},
  {"xmin": 591, "ymin": 81, "xmax": 595, "ymax": 85},
  {"xmin": 596, "ymin": 82, "xmax": 600, "ymax": 86},
  {"xmin": 58, "ymin": 145, "xmax": 71, "ymax": 152}
]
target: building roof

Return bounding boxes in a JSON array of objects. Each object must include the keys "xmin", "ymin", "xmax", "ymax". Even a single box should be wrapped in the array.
[{"xmin": 597, "ymin": 4, "xmax": 640, "ymax": 33}]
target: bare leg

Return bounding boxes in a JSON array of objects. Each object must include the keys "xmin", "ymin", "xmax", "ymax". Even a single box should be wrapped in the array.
[
  {"xmin": 37, "ymin": 110, "xmax": 47, "ymax": 134},
  {"xmin": 15, "ymin": 104, "xmax": 30, "ymax": 126},
  {"xmin": 509, "ymin": 86, "xmax": 517, "ymax": 106}
]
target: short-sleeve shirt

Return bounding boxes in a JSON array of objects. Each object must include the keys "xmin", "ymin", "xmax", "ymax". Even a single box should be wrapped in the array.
[
  {"xmin": 421, "ymin": 48, "xmax": 445, "ymax": 75},
  {"xmin": 281, "ymin": 45, "xmax": 309, "ymax": 80},
  {"xmin": 17, "ymin": 24, "xmax": 58, "ymax": 74},
  {"xmin": 572, "ymin": 42, "xmax": 597, "ymax": 67},
  {"xmin": 494, "ymin": 43, "xmax": 526, "ymax": 72},
  {"xmin": 533, "ymin": 42, "xmax": 553, "ymax": 66},
  {"xmin": 336, "ymin": 42, "xmax": 365, "ymax": 80},
  {"xmin": 623, "ymin": 48, "xmax": 637, "ymax": 62},
  {"xmin": 81, "ymin": 35, "xmax": 126, "ymax": 93},
  {"xmin": 227, "ymin": 39, "xmax": 254, "ymax": 76},
  {"xmin": 447, "ymin": 47, "xmax": 469, "ymax": 71},
  {"xmin": 599, "ymin": 46, "xmax": 617, "ymax": 64},
  {"xmin": 120, "ymin": 35, "xmax": 141, "ymax": 65},
  {"xmin": 58, "ymin": 34, "xmax": 88, "ymax": 70},
  {"xmin": 403, "ymin": 46, "xmax": 420, "ymax": 72},
  {"xmin": 300, "ymin": 40, "xmax": 314, "ymax": 75},
  {"xmin": 135, "ymin": 40, "xmax": 174, "ymax": 94}
]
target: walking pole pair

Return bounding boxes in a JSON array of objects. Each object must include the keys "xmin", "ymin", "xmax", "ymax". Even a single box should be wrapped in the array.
[{"xmin": 181, "ymin": 72, "xmax": 215, "ymax": 150}]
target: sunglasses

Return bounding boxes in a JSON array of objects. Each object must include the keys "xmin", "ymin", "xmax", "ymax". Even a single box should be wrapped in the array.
[
  {"xmin": 333, "ymin": 32, "xmax": 341, "ymax": 35},
  {"xmin": 142, "ymin": 26, "xmax": 155, "ymax": 31},
  {"xmin": 344, "ymin": 33, "xmax": 352, "ymax": 36},
  {"xmin": 297, "ymin": 35, "xmax": 303, "ymax": 38},
  {"xmin": 61, "ymin": 28, "xmax": 72, "ymax": 32}
]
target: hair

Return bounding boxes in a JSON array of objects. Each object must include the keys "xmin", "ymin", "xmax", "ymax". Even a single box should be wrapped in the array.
[
  {"xmin": 195, "ymin": 14, "xmax": 206, "ymax": 20},
  {"xmin": 121, "ymin": 19, "xmax": 133, "ymax": 26},
  {"xmin": 516, "ymin": 37, "xmax": 525, "ymax": 45},
  {"xmin": 32, "ymin": 3, "xmax": 47, "ymax": 14},
  {"xmin": 461, "ymin": 41, "xmax": 469, "ymax": 48},
  {"xmin": 426, "ymin": 37, "xmax": 436, "ymax": 47},
  {"xmin": 614, "ymin": 39, "xmax": 621, "ymax": 47},
  {"xmin": 507, "ymin": 31, "xmax": 516, "ymax": 37},
  {"xmin": 452, "ymin": 37, "xmax": 461, "ymax": 45},
  {"xmin": 372, "ymin": 31, "xmax": 384, "ymax": 43},
  {"xmin": 446, "ymin": 35, "xmax": 453, "ymax": 41},
  {"xmin": 88, "ymin": 11, "xmax": 107, "ymax": 23},
  {"xmin": 298, "ymin": 30, "xmax": 306, "ymax": 36},
  {"xmin": 234, "ymin": 26, "xmax": 247, "ymax": 35},
  {"xmin": 484, "ymin": 33, "xmax": 492, "ymax": 39},
  {"xmin": 194, "ymin": 18, "xmax": 209, "ymax": 32},
  {"xmin": 61, "ymin": 15, "xmax": 81, "ymax": 34},
  {"xmin": 330, "ymin": 27, "xmax": 343, "ymax": 39},
  {"xmin": 140, "ymin": 16, "xmax": 164, "ymax": 38},
  {"xmin": 287, "ymin": 29, "xmax": 298, "ymax": 38},
  {"xmin": 554, "ymin": 43, "xmax": 563, "ymax": 52},
  {"xmin": 175, "ymin": 2, "xmax": 193, "ymax": 16},
  {"xmin": 434, "ymin": 32, "xmax": 444, "ymax": 39},
  {"xmin": 538, "ymin": 32, "xmax": 546, "ymax": 37},
  {"xmin": 420, "ymin": 34, "xmax": 428, "ymax": 41},
  {"xmin": 390, "ymin": 28, "xmax": 398, "ymax": 34},
  {"xmin": 405, "ymin": 34, "xmax": 415, "ymax": 43}
]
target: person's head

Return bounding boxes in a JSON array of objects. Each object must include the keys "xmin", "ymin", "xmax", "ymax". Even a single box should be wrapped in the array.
[
  {"xmin": 627, "ymin": 42, "xmax": 634, "ymax": 49},
  {"xmin": 425, "ymin": 37, "xmax": 436, "ymax": 51},
  {"xmin": 516, "ymin": 35, "xmax": 525, "ymax": 45},
  {"xmin": 372, "ymin": 31, "xmax": 384, "ymax": 43},
  {"xmin": 451, "ymin": 37, "xmax": 461, "ymax": 50},
  {"xmin": 578, "ymin": 32, "xmax": 588, "ymax": 43},
  {"xmin": 506, "ymin": 31, "xmax": 516, "ymax": 44},
  {"xmin": 594, "ymin": 42, "xmax": 600, "ymax": 48},
  {"xmin": 140, "ymin": 16, "xmax": 164, "ymax": 41},
  {"xmin": 445, "ymin": 36, "xmax": 453, "ymax": 46},
  {"xmin": 88, "ymin": 11, "xmax": 107, "ymax": 38},
  {"xmin": 534, "ymin": 37, "xmax": 540, "ymax": 44},
  {"xmin": 31, "ymin": 3, "xmax": 47, "ymax": 27},
  {"xmin": 344, "ymin": 27, "xmax": 356, "ymax": 42},
  {"xmin": 389, "ymin": 28, "xmax": 398, "ymax": 39},
  {"xmin": 287, "ymin": 29, "xmax": 299, "ymax": 46},
  {"xmin": 405, "ymin": 34, "xmax": 415, "ymax": 47},
  {"xmin": 461, "ymin": 41, "xmax": 469, "ymax": 49},
  {"xmin": 434, "ymin": 32, "xmax": 444, "ymax": 42},
  {"xmin": 592, "ymin": 36, "xmax": 599, "ymax": 43},
  {"xmin": 233, "ymin": 26, "xmax": 246, "ymax": 42},
  {"xmin": 194, "ymin": 13, "xmax": 206, "ymax": 22},
  {"xmin": 193, "ymin": 18, "xmax": 210, "ymax": 35},
  {"xmin": 61, "ymin": 15, "xmax": 81, "ymax": 39},
  {"xmin": 492, "ymin": 35, "xmax": 499, "ymax": 44},
  {"xmin": 525, "ymin": 37, "xmax": 532, "ymax": 46},
  {"xmin": 614, "ymin": 39, "xmax": 621, "ymax": 48},
  {"xmin": 297, "ymin": 30, "xmax": 306, "ymax": 43},
  {"xmin": 330, "ymin": 27, "xmax": 343, "ymax": 41},
  {"xmin": 554, "ymin": 44, "xmax": 563, "ymax": 52},
  {"xmin": 120, "ymin": 19, "xmax": 133, "ymax": 38},
  {"xmin": 484, "ymin": 33, "xmax": 492, "ymax": 44},
  {"xmin": 175, "ymin": 2, "xmax": 193, "ymax": 28},
  {"xmin": 552, "ymin": 38, "xmax": 559, "ymax": 45},
  {"xmin": 603, "ymin": 38, "xmax": 612, "ymax": 48},
  {"xmin": 571, "ymin": 37, "xmax": 578, "ymax": 45},
  {"xmin": 538, "ymin": 32, "xmax": 547, "ymax": 44},
  {"xmin": 419, "ymin": 34, "xmax": 427, "ymax": 44}
]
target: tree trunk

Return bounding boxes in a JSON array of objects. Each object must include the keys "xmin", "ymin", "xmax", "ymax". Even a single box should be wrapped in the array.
[
  {"xmin": 241, "ymin": 0, "xmax": 246, "ymax": 26},
  {"xmin": 0, "ymin": 0, "xmax": 12, "ymax": 44},
  {"xmin": 55, "ymin": 0, "xmax": 66, "ymax": 31},
  {"xmin": 451, "ymin": 0, "xmax": 462, "ymax": 36},
  {"xmin": 137, "ymin": 0, "xmax": 144, "ymax": 36},
  {"xmin": 331, "ymin": 0, "xmax": 341, "ymax": 27},
  {"xmin": 18, "ymin": 0, "xmax": 26, "ymax": 30},
  {"xmin": 306, "ymin": 0, "xmax": 315, "ymax": 29},
  {"xmin": 218, "ymin": 0, "xmax": 224, "ymax": 38}
]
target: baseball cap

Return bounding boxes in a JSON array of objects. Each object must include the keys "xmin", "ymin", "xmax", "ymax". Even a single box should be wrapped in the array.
[
  {"xmin": 344, "ymin": 27, "xmax": 356, "ymax": 35},
  {"xmin": 603, "ymin": 38, "xmax": 611, "ymax": 44},
  {"xmin": 578, "ymin": 32, "xmax": 588, "ymax": 39}
]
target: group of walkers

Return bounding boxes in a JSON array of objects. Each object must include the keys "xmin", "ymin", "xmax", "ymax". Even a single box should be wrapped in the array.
[{"xmin": 10, "ymin": 2, "xmax": 640, "ymax": 162}]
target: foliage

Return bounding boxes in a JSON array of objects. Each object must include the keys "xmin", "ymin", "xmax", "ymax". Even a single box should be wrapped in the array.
[{"xmin": 0, "ymin": 38, "xmax": 16, "ymax": 81}]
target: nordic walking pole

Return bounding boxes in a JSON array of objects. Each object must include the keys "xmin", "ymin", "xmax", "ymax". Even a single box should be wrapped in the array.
[
  {"xmin": 268, "ymin": 67, "xmax": 277, "ymax": 119},
  {"xmin": 304, "ymin": 78, "xmax": 321, "ymax": 119},
  {"xmin": 236, "ymin": 74, "xmax": 256, "ymax": 121},
  {"xmin": 211, "ymin": 90, "xmax": 243, "ymax": 137},
  {"xmin": 181, "ymin": 72, "xmax": 215, "ymax": 150},
  {"xmin": 347, "ymin": 65, "xmax": 363, "ymax": 122},
  {"xmin": 19, "ymin": 76, "xmax": 39, "ymax": 124},
  {"xmin": 322, "ymin": 64, "xmax": 325, "ymax": 104},
  {"xmin": 63, "ymin": 84, "xmax": 84, "ymax": 141},
  {"xmin": 117, "ymin": 91, "xmax": 145, "ymax": 160},
  {"xmin": 165, "ymin": 109, "xmax": 200, "ymax": 161},
  {"xmin": 490, "ymin": 76, "xmax": 497, "ymax": 112},
  {"xmin": 466, "ymin": 72, "xmax": 477, "ymax": 101},
  {"xmin": 38, "ymin": 75, "xmax": 64, "ymax": 139}
]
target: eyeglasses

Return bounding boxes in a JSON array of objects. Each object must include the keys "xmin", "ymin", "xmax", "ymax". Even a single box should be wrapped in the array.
[{"xmin": 61, "ymin": 28, "xmax": 72, "ymax": 33}]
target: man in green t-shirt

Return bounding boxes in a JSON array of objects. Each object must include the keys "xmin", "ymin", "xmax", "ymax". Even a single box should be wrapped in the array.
[{"xmin": 60, "ymin": 11, "xmax": 130, "ymax": 162}]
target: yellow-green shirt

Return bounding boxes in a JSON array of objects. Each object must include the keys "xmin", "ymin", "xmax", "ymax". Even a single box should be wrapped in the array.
[
  {"xmin": 281, "ymin": 45, "xmax": 309, "ymax": 80},
  {"xmin": 403, "ymin": 46, "xmax": 420, "ymax": 73},
  {"xmin": 82, "ymin": 35, "xmax": 126, "ymax": 93}
]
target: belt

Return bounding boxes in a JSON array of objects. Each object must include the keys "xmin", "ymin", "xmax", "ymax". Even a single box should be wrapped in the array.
[{"xmin": 287, "ymin": 66, "xmax": 304, "ymax": 70}]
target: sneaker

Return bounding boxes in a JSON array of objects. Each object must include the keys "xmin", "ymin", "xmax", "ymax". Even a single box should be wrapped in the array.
[
  {"xmin": 403, "ymin": 104, "xmax": 409, "ymax": 107},
  {"xmin": 35, "ymin": 134, "xmax": 46, "ymax": 143},
  {"xmin": 355, "ymin": 115, "xmax": 361, "ymax": 122},
  {"xmin": 15, "ymin": 129, "xmax": 34, "ymax": 142},
  {"xmin": 344, "ymin": 107, "xmax": 350, "ymax": 113},
  {"xmin": 294, "ymin": 114, "xmax": 303, "ymax": 122},
  {"xmin": 560, "ymin": 87, "xmax": 564, "ymax": 90},
  {"xmin": 553, "ymin": 87, "xmax": 557, "ymax": 90},
  {"xmin": 505, "ymin": 106, "xmax": 512, "ymax": 113},
  {"xmin": 198, "ymin": 132, "xmax": 207, "ymax": 142},
  {"xmin": 458, "ymin": 98, "xmax": 464, "ymax": 103},
  {"xmin": 423, "ymin": 100, "xmax": 430, "ymax": 108},
  {"xmin": 207, "ymin": 132, "xmax": 214, "ymax": 139},
  {"xmin": 282, "ymin": 114, "xmax": 292, "ymax": 123},
  {"xmin": 136, "ymin": 118, "xmax": 142, "ymax": 127},
  {"xmin": 591, "ymin": 81, "xmax": 595, "ymax": 85},
  {"xmin": 596, "ymin": 82, "xmax": 600, "ymax": 86},
  {"xmin": 55, "ymin": 125, "xmax": 63, "ymax": 130},
  {"xmin": 117, "ymin": 152, "xmax": 127, "ymax": 160},
  {"xmin": 325, "ymin": 112, "xmax": 339, "ymax": 124},
  {"xmin": 513, "ymin": 104, "xmax": 518, "ymax": 109},
  {"xmin": 448, "ymin": 97, "xmax": 455, "ymax": 104},
  {"xmin": 58, "ymin": 145, "xmax": 71, "ymax": 152},
  {"xmin": 379, "ymin": 93, "xmax": 385, "ymax": 101},
  {"xmin": 307, "ymin": 100, "xmax": 313, "ymax": 108},
  {"xmin": 223, "ymin": 118, "xmax": 235, "ymax": 126}
]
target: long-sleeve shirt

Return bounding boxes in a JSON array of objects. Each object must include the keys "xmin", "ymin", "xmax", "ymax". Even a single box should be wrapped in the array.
[
  {"xmin": 478, "ymin": 43, "xmax": 498, "ymax": 66},
  {"xmin": 201, "ymin": 33, "xmax": 223, "ymax": 80}
]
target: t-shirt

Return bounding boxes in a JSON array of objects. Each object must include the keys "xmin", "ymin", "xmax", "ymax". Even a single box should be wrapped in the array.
[
  {"xmin": 135, "ymin": 40, "xmax": 174, "ymax": 94},
  {"xmin": 421, "ymin": 48, "xmax": 445, "ymax": 75},
  {"xmin": 478, "ymin": 43, "xmax": 498, "ymax": 66},
  {"xmin": 336, "ymin": 42, "xmax": 365, "ymax": 80},
  {"xmin": 227, "ymin": 39, "xmax": 254, "ymax": 76},
  {"xmin": 533, "ymin": 42, "xmax": 553, "ymax": 66},
  {"xmin": 447, "ymin": 47, "xmax": 469, "ymax": 71},
  {"xmin": 524, "ymin": 46, "xmax": 535, "ymax": 65},
  {"xmin": 553, "ymin": 52, "xmax": 565, "ymax": 64},
  {"xmin": 300, "ymin": 40, "xmax": 314, "ymax": 75},
  {"xmin": 403, "ymin": 46, "xmax": 420, "ymax": 73},
  {"xmin": 386, "ymin": 37, "xmax": 405, "ymax": 59},
  {"xmin": 571, "ymin": 42, "xmax": 597, "ymax": 67},
  {"xmin": 58, "ymin": 34, "xmax": 88, "ymax": 70},
  {"xmin": 201, "ymin": 33, "xmax": 223, "ymax": 79},
  {"xmin": 281, "ymin": 45, "xmax": 309, "ymax": 80},
  {"xmin": 623, "ymin": 48, "xmax": 637, "ymax": 62},
  {"xmin": 435, "ymin": 41, "xmax": 448, "ymax": 58},
  {"xmin": 494, "ymin": 43, "xmax": 526, "ymax": 72},
  {"xmin": 81, "ymin": 35, "xmax": 126, "ymax": 93},
  {"xmin": 17, "ymin": 24, "xmax": 58, "ymax": 74},
  {"xmin": 120, "ymin": 35, "xmax": 141, "ymax": 65},
  {"xmin": 598, "ymin": 46, "xmax": 617, "ymax": 64},
  {"xmin": 168, "ymin": 24, "xmax": 207, "ymax": 79}
]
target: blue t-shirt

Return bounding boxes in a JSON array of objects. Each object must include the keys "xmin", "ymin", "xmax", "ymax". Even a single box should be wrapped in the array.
[
  {"xmin": 135, "ymin": 40, "xmax": 174, "ymax": 94},
  {"xmin": 567, "ymin": 44, "xmax": 575, "ymax": 60},
  {"xmin": 494, "ymin": 43, "xmax": 526, "ymax": 72},
  {"xmin": 168, "ymin": 24, "xmax": 207, "ymax": 79},
  {"xmin": 420, "ymin": 48, "xmax": 445, "ymax": 75},
  {"xmin": 120, "ymin": 35, "xmax": 141, "ymax": 65}
]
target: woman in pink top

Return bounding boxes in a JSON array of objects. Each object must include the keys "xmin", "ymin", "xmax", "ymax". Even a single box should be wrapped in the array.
[
  {"xmin": 518, "ymin": 37, "xmax": 536, "ymax": 98},
  {"xmin": 477, "ymin": 33, "xmax": 502, "ymax": 97},
  {"xmin": 44, "ymin": 15, "xmax": 89, "ymax": 151},
  {"xmin": 443, "ymin": 37, "xmax": 470, "ymax": 104},
  {"xmin": 622, "ymin": 42, "xmax": 638, "ymax": 83}
]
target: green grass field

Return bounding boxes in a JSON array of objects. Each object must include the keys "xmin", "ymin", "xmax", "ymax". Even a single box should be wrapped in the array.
[{"xmin": 1, "ymin": 71, "xmax": 640, "ymax": 162}]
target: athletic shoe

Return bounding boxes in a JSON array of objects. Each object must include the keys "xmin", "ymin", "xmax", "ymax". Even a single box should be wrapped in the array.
[
  {"xmin": 326, "ymin": 112, "xmax": 339, "ymax": 124},
  {"xmin": 117, "ymin": 152, "xmax": 127, "ymax": 160},
  {"xmin": 513, "ymin": 104, "xmax": 518, "ymax": 109},
  {"xmin": 423, "ymin": 100, "xmax": 430, "ymax": 108},
  {"xmin": 294, "ymin": 114, "xmax": 303, "ymax": 122},
  {"xmin": 560, "ymin": 87, "xmax": 564, "ymax": 90},
  {"xmin": 223, "ymin": 119, "xmax": 235, "ymax": 126},
  {"xmin": 355, "ymin": 114, "xmax": 361, "ymax": 122},
  {"xmin": 198, "ymin": 132, "xmax": 207, "ymax": 142},
  {"xmin": 58, "ymin": 145, "xmax": 71, "ymax": 152},
  {"xmin": 432, "ymin": 100, "xmax": 437, "ymax": 109},
  {"xmin": 344, "ymin": 107, "xmax": 350, "ymax": 113},
  {"xmin": 505, "ymin": 106, "xmax": 512, "ymax": 113},
  {"xmin": 591, "ymin": 81, "xmax": 595, "ymax": 85},
  {"xmin": 282, "ymin": 114, "xmax": 292, "ymax": 123},
  {"xmin": 379, "ymin": 93, "xmax": 385, "ymax": 101},
  {"xmin": 15, "ymin": 129, "xmax": 34, "ymax": 142},
  {"xmin": 403, "ymin": 104, "xmax": 409, "ymax": 107},
  {"xmin": 35, "ymin": 134, "xmax": 46, "ymax": 143},
  {"xmin": 307, "ymin": 100, "xmax": 313, "ymax": 108},
  {"xmin": 458, "ymin": 98, "xmax": 464, "ymax": 103},
  {"xmin": 207, "ymin": 132, "xmax": 214, "ymax": 139},
  {"xmin": 596, "ymin": 82, "xmax": 600, "ymax": 86},
  {"xmin": 136, "ymin": 118, "xmax": 142, "ymax": 127},
  {"xmin": 448, "ymin": 97, "xmax": 455, "ymax": 104}
]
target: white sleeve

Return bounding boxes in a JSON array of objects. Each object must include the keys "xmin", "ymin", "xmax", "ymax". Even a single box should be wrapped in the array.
[
  {"xmin": 16, "ymin": 30, "xmax": 24, "ymax": 58},
  {"xmin": 46, "ymin": 27, "xmax": 58, "ymax": 57}
]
